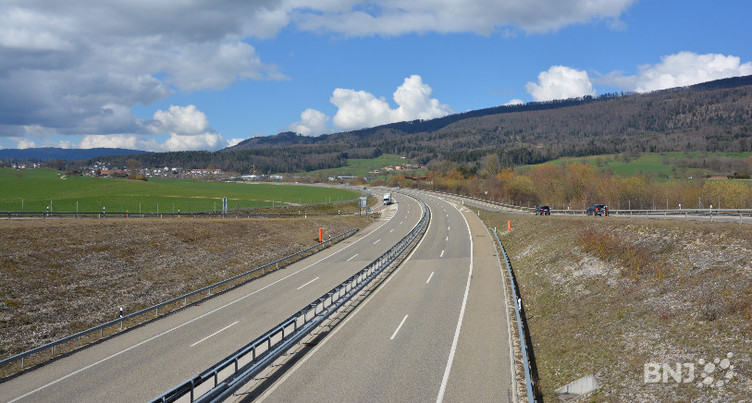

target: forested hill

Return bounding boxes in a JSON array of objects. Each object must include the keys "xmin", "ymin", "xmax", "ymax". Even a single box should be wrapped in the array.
[
  {"xmin": 229, "ymin": 75, "xmax": 752, "ymax": 169},
  {"xmin": 85, "ymin": 75, "xmax": 752, "ymax": 174}
]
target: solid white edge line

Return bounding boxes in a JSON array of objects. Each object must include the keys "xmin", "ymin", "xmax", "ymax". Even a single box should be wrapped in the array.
[
  {"xmin": 190, "ymin": 321, "xmax": 239, "ymax": 347},
  {"xmin": 436, "ymin": 202, "xmax": 473, "ymax": 403},
  {"xmin": 426, "ymin": 271, "xmax": 435, "ymax": 284},
  {"xmin": 296, "ymin": 277, "xmax": 320, "ymax": 291},
  {"xmin": 390, "ymin": 315, "xmax": 409, "ymax": 340},
  {"xmin": 8, "ymin": 194, "xmax": 406, "ymax": 403}
]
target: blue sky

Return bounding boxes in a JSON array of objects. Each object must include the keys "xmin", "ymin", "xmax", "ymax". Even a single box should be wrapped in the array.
[{"xmin": 1, "ymin": 0, "xmax": 751, "ymax": 151}]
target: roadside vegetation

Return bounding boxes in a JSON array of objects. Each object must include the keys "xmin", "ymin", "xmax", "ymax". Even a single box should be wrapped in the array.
[
  {"xmin": 0, "ymin": 214, "xmax": 371, "ymax": 368},
  {"xmin": 417, "ymin": 153, "xmax": 752, "ymax": 211},
  {"xmin": 483, "ymin": 212, "xmax": 752, "ymax": 401}
]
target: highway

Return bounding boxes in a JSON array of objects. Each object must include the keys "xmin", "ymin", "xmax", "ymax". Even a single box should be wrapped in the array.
[
  {"xmin": 0, "ymin": 195, "xmax": 424, "ymax": 402},
  {"xmin": 243, "ymin": 191, "xmax": 514, "ymax": 402}
]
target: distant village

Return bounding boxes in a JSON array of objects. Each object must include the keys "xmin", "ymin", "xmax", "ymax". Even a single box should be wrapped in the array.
[{"xmin": 6, "ymin": 160, "xmax": 425, "ymax": 182}]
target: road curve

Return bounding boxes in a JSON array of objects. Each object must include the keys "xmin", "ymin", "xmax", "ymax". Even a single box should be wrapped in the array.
[
  {"xmin": 0, "ymin": 196, "xmax": 423, "ymax": 403},
  {"xmin": 245, "ymin": 191, "xmax": 514, "ymax": 402}
]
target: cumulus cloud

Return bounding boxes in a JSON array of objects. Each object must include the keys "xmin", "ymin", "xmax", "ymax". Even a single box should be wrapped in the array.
[
  {"xmin": 0, "ymin": 1, "xmax": 635, "ymax": 146},
  {"xmin": 600, "ymin": 52, "xmax": 752, "ymax": 92},
  {"xmin": 146, "ymin": 105, "xmax": 229, "ymax": 151},
  {"xmin": 0, "ymin": 1, "xmax": 286, "ymax": 143},
  {"xmin": 16, "ymin": 138, "xmax": 36, "ymax": 149},
  {"xmin": 504, "ymin": 99, "xmax": 525, "ymax": 106},
  {"xmin": 288, "ymin": 109, "xmax": 331, "ymax": 136},
  {"xmin": 331, "ymin": 75, "xmax": 453, "ymax": 131},
  {"xmin": 526, "ymin": 66, "xmax": 596, "ymax": 102},
  {"xmin": 77, "ymin": 105, "xmax": 231, "ymax": 152}
]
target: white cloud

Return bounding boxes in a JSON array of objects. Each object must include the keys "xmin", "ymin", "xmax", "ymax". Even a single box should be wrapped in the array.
[
  {"xmin": 292, "ymin": 0, "xmax": 635, "ymax": 36},
  {"xmin": 16, "ymin": 138, "xmax": 36, "ymax": 149},
  {"xmin": 77, "ymin": 105, "xmax": 233, "ymax": 152},
  {"xmin": 226, "ymin": 138, "xmax": 245, "ymax": 147},
  {"xmin": 600, "ymin": 52, "xmax": 752, "ymax": 92},
  {"xmin": 288, "ymin": 108, "xmax": 331, "ymax": 136},
  {"xmin": 149, "ymin": 105, "xmax": 211, "ymax": 136},
  {"xmin": 504, "ymin": 99, "xmax": 525, "ymax": 106},
  {"xmin": 0, "ymin": 1, "xmax": 636, "ymax": 144},
  {"xmin": 0, "ymin": 2, "xmax": 286, "ymax": 140},
  {"xmin": 331, "ymin": 89, "xmax": 395, "ymax": 130},
  {"xmin": 526, "ymin": 66, "xmax": 596, "ymax": 102},
  {"xmin": 79, "ymin": 134, "xmax": 158, "ymax": 151},
  {"xmin": 331, "ymin": 75, "xmax": 453, "ymax": 131},
  {"xmin": 146, "ymin": 105, "xmax": 229, "ymax": 151}
]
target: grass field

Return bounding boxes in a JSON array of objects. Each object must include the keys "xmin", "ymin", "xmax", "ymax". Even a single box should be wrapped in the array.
[
  {"xmin": 0, "ymin": 168, "xmax": 361, "ymax": 213},
  {"xmin": 528, "ymin": 152, "xmax": 752, "ymax": 178}
]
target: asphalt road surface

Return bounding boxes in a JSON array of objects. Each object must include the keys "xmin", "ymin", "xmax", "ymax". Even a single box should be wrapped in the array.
[
  {"xmin": 245, "ymin": 191, "xmax": 514, "ymax": 402},
  {"xmin": 0, "ymin": 196, "xmax": 424, "ymax": 402}
]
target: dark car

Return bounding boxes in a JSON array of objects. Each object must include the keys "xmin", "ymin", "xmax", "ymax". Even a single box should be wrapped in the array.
[
  {"xmin": 586, "ymin": 204, "xmax": 608, "ymax": 216},
  {"xmin": 534, "ymin": 205, "xmax": 551, "ymax": 215}
]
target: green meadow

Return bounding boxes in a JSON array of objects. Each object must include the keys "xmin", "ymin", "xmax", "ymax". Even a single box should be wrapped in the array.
[
  {"xmin": 528, "ymin": 151, "xmax": 752, "ymax": 178},
  {"xmin": 0, "ymin": 168, "xmax": 360, "ymax": 213}
]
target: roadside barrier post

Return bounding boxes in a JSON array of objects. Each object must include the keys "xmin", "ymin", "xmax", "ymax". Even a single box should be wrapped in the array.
[{"xmin": 507, "ymin": 220, "xmax": 511, "ymax": 232}]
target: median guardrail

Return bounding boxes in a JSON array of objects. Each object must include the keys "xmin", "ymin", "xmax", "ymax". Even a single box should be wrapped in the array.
[
  {"xmin": 150, "ymin": 196, "xmax": 429, "ymax": 402},
  {"xmin": 0, "ymin": 228, "xmax": 359, "ymax": 376}
]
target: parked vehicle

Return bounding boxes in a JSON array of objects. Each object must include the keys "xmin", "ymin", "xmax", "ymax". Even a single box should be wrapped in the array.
[
  {"xmin": 586, "ymin": 204, "xmax": 608, "ymax": 216},
  {"xmin": 534, "ymin": 205, "xmax": 551, "ymax": 215},
  {"xmin": 383, "ymin": 193, "xmax": 393, "ymax": 205}
]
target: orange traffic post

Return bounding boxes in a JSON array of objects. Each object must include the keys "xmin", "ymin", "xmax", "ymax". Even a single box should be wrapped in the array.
[
  {"xmin": 507, "ymin": 220, "xmax": 511, "ymax": 232},
  {"xmin": 319, "ymin": 228, "xmax": 323, "ymax": 243}
]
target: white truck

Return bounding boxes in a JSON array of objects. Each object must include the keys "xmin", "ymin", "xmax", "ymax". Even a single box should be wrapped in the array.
[{"xmin": 383, "ymin": 193, "xmax": 393, "ymax": 205}]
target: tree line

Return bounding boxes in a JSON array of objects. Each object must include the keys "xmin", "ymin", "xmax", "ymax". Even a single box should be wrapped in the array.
[{"xmin": 395, "ymin": 158, "xmax": 752, "ymax": 210}]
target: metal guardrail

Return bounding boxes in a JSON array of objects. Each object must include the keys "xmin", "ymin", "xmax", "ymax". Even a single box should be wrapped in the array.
[
  {"xmin": 425, "ymin": 189, "xmax": 752, "ymax": 220},
  {"xmin": 491, "ymin": 227, "xmax": 537, "ymax": 403},
  {"xmin": 0, "ymin": 228, "xmax": 359, "ymax": 373},
  {"xmin": 0, "ymin": 210, "xmax": 359, "ymax": 219},
  {"xmin": 151, "ymin": 197, "xmax": 430, "ymax": 403}
]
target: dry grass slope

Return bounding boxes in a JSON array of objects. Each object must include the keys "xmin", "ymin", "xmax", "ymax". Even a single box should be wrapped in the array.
[
  {"xmin": 0, "ymin": 215, "xmax": 370, "ymax": 362},
  {"xmin": 483, "ymin": 213, "xmax": 752, "ymax": 402}
]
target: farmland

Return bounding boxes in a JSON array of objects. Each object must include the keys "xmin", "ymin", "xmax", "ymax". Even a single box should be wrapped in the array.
[
  {"xmin": 0, "ymin": 168, "xmax": 361, "ymax": 213},
  {"xmin": 526, "ymin": 151, "xmax": 752, "ymax": 179}
]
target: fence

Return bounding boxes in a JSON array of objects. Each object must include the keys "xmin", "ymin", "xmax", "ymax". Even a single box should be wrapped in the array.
[
  {"xmin": 151, "ymin": 197, "xmax": 430, "ymax": 402},
  {"xmin": 0, "ymin": 210, "xmax": 360, "ymax": 220},
  {"xmin": 491, "ymin": 227, "xmax": 538, "ymax": 403},
  {"xmin": 0, "ymin": 228, "xmax": 359, "ymax": 375}
]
